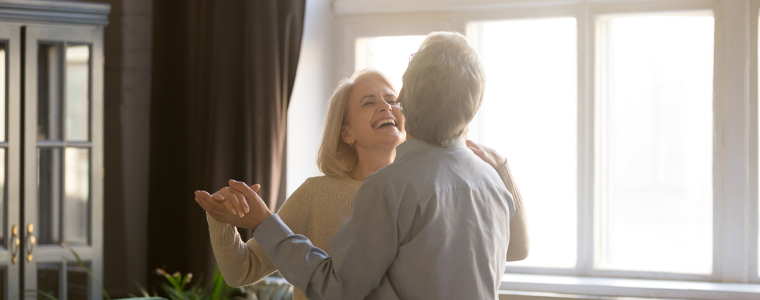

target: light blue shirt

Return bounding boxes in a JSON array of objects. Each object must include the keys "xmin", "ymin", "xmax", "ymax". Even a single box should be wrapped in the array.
[{"xmin": 254, "ymin": 138, "xmax": 515, "ymax": 299}]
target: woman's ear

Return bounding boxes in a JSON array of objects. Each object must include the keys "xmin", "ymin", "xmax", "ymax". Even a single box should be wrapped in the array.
[{"xmin": 341, "ymin": 126, "xmax": 354, "ymax": 145}]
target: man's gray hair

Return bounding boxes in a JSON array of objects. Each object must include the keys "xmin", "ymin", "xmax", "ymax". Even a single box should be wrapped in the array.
[{"xmin": 401, "ymin": 31, "xmax": 485, "ymax": 147}]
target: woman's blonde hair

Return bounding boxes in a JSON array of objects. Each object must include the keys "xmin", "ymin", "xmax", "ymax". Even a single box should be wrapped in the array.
[
  {"xmin": 401, "ymin": 31, "xmax": 485, "ymax": 147},
  {"xmin": 317, "ymin": 68, "xmax": 397, "ymax": 177}
]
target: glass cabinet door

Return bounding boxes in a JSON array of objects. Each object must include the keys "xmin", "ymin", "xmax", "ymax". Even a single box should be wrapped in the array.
[
  {"xmin": 23, "ymin": 26, "xmax": 103, "ymax": 300},
  {"xmin": 0, "ymin": 23, "xmax": 22, "ymax": 300}
]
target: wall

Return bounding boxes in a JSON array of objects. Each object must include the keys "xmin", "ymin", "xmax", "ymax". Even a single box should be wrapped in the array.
[
  {"xmin": 109, "ymin": 0, "xmax": 152, "ymax": 294},
  {"xmin": 286, "ymin": 0, "xmax": 336, "ymax": 196},
  {"xmin": 69, "ymin": 0, "xmax": 153, "ymax": 296}
]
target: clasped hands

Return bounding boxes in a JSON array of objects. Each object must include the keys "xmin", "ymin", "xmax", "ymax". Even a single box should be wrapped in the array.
[{"xmin": 194, "ymin": 179, "xmax": 272, "ymax": 230}]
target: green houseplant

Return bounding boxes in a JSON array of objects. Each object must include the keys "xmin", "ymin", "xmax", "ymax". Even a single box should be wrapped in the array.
[{"xmin": 20, "ymin": 246, "xmax": 294, "ymax": 300}]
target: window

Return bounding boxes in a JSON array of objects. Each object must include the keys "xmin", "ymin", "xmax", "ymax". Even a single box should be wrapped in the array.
[
  {"xmin": 350, "ymin": 11, "xmax": 717, "ymax": 278},
  {"xmin": 326, "ymin": 0, "xmax": 760, "ymax": 297},
  {"xmin": 355, "ymin": 35, "xmax": 427, "ymax": 90},
  {"xmin": 596, "ymin": 13, "xmax": 714, "ymax": 274},
  {"xmin": 468, "ymin": 18, "xmax": 578, "ymax": 269}
]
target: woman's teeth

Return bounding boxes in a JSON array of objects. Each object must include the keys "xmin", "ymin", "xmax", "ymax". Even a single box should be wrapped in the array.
[{"xmin": 374, "ymin": 119, "xmax": 396, "ymax": 128}]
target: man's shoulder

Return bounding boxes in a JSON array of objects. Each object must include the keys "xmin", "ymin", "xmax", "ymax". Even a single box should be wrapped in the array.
[
  {"xmin": 362, "ymin": 148, "xmax": 466, "ymax": 196},
  {"xmin": 381, "ymin": 146, "xmax": 483, "ymax": 177},
  {"xmin": 368, "ymin": 153, "xmax": 435, "ymax": 185},
  {"xmin": 374, "ymin": 147, "xmax": 506, "ymax": 193}
]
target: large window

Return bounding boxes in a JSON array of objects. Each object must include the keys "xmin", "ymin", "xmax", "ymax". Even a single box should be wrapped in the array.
[
  {"xmin": 355, "ymin": 15, "xmax": 715, "ymax": 275},
  {"xmin": 333, "ymin": 0, "xmax": 759, "ymax": 298},
  {"xmin": 596, "ymin": 13, "xmax": 714, "ymax": 274}
]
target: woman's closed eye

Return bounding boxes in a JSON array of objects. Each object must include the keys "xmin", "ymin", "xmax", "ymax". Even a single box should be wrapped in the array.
[
  {"xmin": 384, "ymin": 94, "xmax": 398, "ymax": 104},
  {"xmin": 361, "ymin": 95, "xmax": 377, "ymax": 106},
  {"xmin": 361, "ymin": 94, "xmax": 397, "ymax": 106}
]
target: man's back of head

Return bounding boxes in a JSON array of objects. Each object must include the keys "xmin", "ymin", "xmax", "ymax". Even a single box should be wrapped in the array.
[{"xmin": 400, "ymin": 32, "xmax": 486, "ymax": 147}]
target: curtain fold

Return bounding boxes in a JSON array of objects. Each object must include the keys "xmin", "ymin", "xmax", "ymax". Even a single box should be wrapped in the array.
[{"xmin": 148, "ymin": 0, "xmax": 305, "ymax": 284}]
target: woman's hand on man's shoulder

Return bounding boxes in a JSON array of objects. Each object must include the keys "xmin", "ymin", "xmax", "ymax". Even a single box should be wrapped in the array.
[{"xmin": 466, "ymin": 140, "xmax": 507, "ymax": 170}]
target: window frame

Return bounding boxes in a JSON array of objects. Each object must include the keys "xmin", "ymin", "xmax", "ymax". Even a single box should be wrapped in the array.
[
  {"xmin": 335, "ymin": 0, "xmax": 760, "ymax": 296},
  {"xmin": 750, "ymin": 0, "xmax": 760, "ymax": 286}
]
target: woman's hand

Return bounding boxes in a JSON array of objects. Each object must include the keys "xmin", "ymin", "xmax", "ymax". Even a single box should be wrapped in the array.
[
  {"xmin": 225, "ymin": 179, "xmax": 273, "ymax": 230},
  {"xmin": 467, "ymin": 140, "xmax": 507, "ymax": 170},
  {"xmin": 195, "ymin": 180, "xmax": 272, "ymax": 230},
  {"xmin": 211, "ymin": 184, "xmax": 261, "ymax": 218},
  {"xmin": 196, "ymin": 189, "xmax": 253, "ymax": 228}
]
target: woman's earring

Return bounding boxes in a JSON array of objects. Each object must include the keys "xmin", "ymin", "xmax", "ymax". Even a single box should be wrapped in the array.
[{"xmin": 349, "ymin": 140, "xmax": 355, "ymax": 147}]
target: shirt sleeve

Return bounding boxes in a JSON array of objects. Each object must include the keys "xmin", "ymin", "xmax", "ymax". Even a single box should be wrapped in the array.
[
  {"xmin": 253, "ymin": 178, "xmax": 399, "ymax": 300},
  {"xmin": 207, "ymin": 179, "xmax": 310, "ymax": 287},
  {"xmin": 496, "ymin": 162, "xmax": 530, "ymax": 262}
]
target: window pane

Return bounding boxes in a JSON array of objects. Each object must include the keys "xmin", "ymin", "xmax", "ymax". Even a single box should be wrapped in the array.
[
  {"xmin": 65, "ymin": 148, "xmax": 89, "ymax": 245},
  {"xmin": 38, "ymin": 263, "xmax": 61, "ymax": 299},
  {"xmin": 65, "ymin": 45, "xmax": 90, "ymax": 141},
  {"xmin": 597, "ymin": 14, "xmax": 714, "ymax": 274},
  {"xmin": 38, "ymin": 148, "xmax": 62, "ymax": 245},
  {"xmin": 468, "ymin": 18, "xmax": 578, "ymax": 268},
  {"xmin": 355, "ymin": 35, "xmax": 427, "ymax": 90},
  {"xmin": 67, "ymin": 262, "xmax": 89, "ymax": 300},
  {"xmin": 38, "ymin": 43, "xmax": 63, "ymax": 141}
]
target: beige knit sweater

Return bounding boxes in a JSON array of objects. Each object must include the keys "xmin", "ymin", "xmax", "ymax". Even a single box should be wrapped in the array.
[{"xmin": 207, "ymin": 164, "xmax": 527, "ymax": 300}]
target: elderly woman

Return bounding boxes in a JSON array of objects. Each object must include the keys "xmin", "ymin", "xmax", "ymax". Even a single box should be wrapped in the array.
[{"xmin": 195, "ymin": 32, "xmax": 527, "ymax": 300}]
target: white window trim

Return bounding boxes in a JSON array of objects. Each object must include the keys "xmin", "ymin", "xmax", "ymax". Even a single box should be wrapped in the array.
[
  {"xmin": 752, "ymin": 0, "xmax": 760, "ymax": 286},
  {"xmin": 333, "ymin": 0, "xmax": 760, "ymax": 297},
  {"xmin": 500, "ymin": 273, "xmax": 760, "ymax": 299}
]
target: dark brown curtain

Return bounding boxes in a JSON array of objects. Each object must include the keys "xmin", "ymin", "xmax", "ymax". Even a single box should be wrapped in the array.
[{"xmin": 148, "ymin": 0, "xmax": 305, "ymax": 285}]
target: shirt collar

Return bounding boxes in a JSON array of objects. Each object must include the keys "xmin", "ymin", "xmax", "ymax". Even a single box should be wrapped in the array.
[{"xmin": 395, "ymin": 137, "xmax": 467, "ymax": 161}]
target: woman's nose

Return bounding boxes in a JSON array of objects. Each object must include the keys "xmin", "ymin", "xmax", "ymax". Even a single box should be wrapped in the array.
[{"xmin": 378, "ymin": 101, "xmax": 392, "ymax": 112}]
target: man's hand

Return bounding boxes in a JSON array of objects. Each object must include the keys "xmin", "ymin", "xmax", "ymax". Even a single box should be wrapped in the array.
[
  {"xmin": 225, "ymin": 179, "xmax": 272, "ymax": 230},
  {"xmin": 195, "ymin": 180, "xmax": 272, "ymax": 230},
  {"xmin": 210, "ymin": 184, "xmax": 261, "ymax": 217},
  {"xmin": 467, "ymin": 139, "xmax": 507, "ymax": 170}
]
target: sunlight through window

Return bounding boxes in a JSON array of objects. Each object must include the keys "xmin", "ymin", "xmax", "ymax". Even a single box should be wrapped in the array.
[
  {"xmin": 468, "ymin": 18, "xmax": 578, "ymax": 269},
  {"xmin": 355, "ymin": 35, "xmax": 427, "ymax": 91},
  {"xmin": 596, "ymin": 13, "xmax": 714, "ymax": 274}
]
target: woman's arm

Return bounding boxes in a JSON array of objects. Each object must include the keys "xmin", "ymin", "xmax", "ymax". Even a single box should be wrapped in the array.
[
  {"xmin": 466, "ymin": 140, "xmax": 530, "ymax": 261},
  {"xmin": 206, "ymin": 214, "xmax": 277, "ymax": 287},
  {"xmin": 495, "ymin": 159, "xmax": 530, "ymax": 261},
  {"xmin": 204, "ymin": 180, "xmax": 311, "ymax": 286}
]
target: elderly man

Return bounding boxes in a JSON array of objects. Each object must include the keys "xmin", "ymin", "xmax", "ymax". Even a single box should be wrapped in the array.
[{"xmin": 197, "ymin": 31, "xmax": 515, "ymax": 299}]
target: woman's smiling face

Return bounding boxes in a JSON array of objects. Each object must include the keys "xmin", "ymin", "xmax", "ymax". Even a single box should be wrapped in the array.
[{"xmin": 342, "ymin": 76, "xmax": 406, "ymax": 150}]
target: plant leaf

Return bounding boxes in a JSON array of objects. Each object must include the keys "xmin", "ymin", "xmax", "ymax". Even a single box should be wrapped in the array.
[
  {"xmin": 135, "ymin": 282, "xmax": 151, "ymax": 297},
  {"xmin": 211, "ymin": 268, "xmax": 225, "ymax": 300}
]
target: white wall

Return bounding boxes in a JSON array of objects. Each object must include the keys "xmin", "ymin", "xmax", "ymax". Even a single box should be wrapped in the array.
[
  {"xmin": 286, "ymin": 0, "xmax": 336, "ymax": 197},
  {"xmin": 333, "ymin": 0, "xmax": 562, "ymax": 15}
]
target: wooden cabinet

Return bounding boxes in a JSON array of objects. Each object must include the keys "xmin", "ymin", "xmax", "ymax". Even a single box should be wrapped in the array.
[{"xmin": 0, "ymin": 1, "xmax": 108, "ymax": 299}]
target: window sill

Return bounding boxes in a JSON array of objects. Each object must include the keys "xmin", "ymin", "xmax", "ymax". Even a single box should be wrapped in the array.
[{"xmin": 501, "ymin": 274, "xmax": 760, "ymax": 300}]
